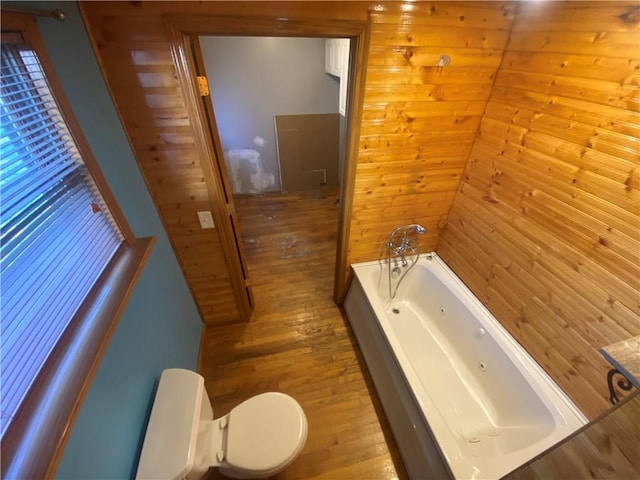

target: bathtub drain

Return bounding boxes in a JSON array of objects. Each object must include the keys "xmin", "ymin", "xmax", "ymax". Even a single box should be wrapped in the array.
[
  {"xmin": 392, "ymin": 307, "xmax": 400, "ymax": 314},
  {"xmin": 478, "ymin": 361, "xmax": 487, "ymax": 372}
]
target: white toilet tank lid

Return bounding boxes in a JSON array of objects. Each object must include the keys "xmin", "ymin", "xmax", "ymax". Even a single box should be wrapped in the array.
[
  {"xmin": 225, "ymin": 392, "xmax": 308, "ymax": 473},
  {"xmin": 136, "ymin": 369, "xmax": 204, "ymax": 480}
]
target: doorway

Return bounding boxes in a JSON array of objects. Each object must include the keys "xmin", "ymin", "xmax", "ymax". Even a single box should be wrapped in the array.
[
  {"xmin": 167, "ymin": 15, "xmax": 369, "ymax": 320},
  {"xmin": 197, "ymin": 35, "xmax": 348, "ymax": 314}
]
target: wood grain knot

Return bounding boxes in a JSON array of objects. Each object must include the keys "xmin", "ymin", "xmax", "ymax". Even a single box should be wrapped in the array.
[{"xmin": 617, "ymin": 6, "xmax": 640, "ymax": 25}]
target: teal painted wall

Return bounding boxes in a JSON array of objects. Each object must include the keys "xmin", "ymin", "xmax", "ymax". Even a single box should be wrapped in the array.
[{"xmin": 11, "ymin": 2, "xmax": 204, "ymax": 478}]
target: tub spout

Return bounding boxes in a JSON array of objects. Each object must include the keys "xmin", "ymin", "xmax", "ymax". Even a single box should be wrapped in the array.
[
  {"xmin": 386, "ymin": 224, "xmax": 426, "ymax": 261},
  {"xmin": 385, "ymin": 224, "xmax": 427, "ymax": 298},
  {"xmin": 388, "ymin": 224, "xmax": 427, "ymax": 244}
]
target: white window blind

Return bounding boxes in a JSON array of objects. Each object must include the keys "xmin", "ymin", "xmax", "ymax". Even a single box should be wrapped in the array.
[{"xmin": 0, "ymin": 34, "xmax": 124, "ymax": 438}]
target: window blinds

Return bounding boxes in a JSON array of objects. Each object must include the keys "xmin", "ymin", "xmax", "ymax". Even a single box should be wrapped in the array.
[{"xmin": 0, "ymin": 36, "xmax": 124, "ymax": 437}]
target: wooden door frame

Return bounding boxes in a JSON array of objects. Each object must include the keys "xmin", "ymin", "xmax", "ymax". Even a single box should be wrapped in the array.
[{"xmin": 165, "ymin": 14, "xmax": 370, "ymax": 309}]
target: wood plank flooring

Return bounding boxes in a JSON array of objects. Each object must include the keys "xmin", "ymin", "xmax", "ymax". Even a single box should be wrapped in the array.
[{"xmin": 200, "ymin": 188, "xmax": 408, "ymax": 480}]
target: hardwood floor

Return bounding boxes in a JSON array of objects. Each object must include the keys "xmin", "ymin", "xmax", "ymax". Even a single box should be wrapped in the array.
[{"xmin": 200, "ymin": 188, "xmax": 408, "ymax": 480}]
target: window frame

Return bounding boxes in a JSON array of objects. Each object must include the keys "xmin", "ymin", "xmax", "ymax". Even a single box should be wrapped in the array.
[{"xmin": 0, "ymin": 12, "xmax": 155, "ymax": 479}]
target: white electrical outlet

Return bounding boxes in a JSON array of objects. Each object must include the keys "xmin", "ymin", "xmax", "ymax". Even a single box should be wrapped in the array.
[{"xmin": 197, "ymin": 211, "xmax": 215, "ymax": 229}]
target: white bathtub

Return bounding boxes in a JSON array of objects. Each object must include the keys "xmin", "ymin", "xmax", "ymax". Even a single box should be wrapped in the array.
[{"xmin": 344, "ymin": 253, "xmax": 586, "ymax": 480}]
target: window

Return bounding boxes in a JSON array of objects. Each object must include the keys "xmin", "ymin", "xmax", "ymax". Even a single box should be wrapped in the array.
[
  {"xmin": 0, "ymin": 12, "xmax": 153, "ymax": 480},
  {"xmin": 0, "ymin": 30, "xmax": 124, "ymax": 438}
]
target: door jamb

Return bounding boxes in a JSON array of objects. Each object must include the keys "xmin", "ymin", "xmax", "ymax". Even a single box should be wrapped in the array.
[
  {"xmin": 165, "ymin": 14, "xmax": 370, "ymax": 308},
  {"xmin": 167, "ymin": 23, "xmax": 253, "ymax": 321}
]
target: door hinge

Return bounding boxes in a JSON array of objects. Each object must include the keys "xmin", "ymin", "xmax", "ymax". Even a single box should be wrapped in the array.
[
  {"xmin": 226, "ymin": 203, "xmax": 235, "ymax": 216},
  {"xmin": 196, "ymin": 76, "xmax": 209, "ymax": 97}
]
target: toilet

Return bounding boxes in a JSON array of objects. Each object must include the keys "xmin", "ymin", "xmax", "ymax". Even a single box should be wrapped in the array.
[{"xmin": 136, "ymin": 368, "xmax": 308, "ymax": 480}]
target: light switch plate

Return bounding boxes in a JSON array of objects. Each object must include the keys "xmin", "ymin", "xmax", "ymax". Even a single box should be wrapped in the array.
[{"xmin": 197, "ymin": 211, "xmax": 215, "ymax": 229}]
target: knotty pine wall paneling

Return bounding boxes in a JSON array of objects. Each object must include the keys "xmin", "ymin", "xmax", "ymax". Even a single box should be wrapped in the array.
[
  {"xmin": 437, "ymin": 1, "xmax": 640, "ymax": 419},
  {"xmin": 347, "ymin": 2, "xmax": 516, "ymax": 266},
  {"xmin": 79, "ymin": 2, "xmax": 373, "ymax": 327},
  {"xmin": 80, "ymin": 10, "xmax": 241, "ymax": 325},
  {"xmin": 80, "ymin": 1, "xmax": 515, "ymax": 325}
]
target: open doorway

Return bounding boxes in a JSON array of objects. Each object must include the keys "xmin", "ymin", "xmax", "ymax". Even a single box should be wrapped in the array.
[
  {"xmin": 196, "ymin": 35, "xmax": 351, "ymax": 311},
  {"xmin": 167, "ymin": 14, "xmax": 368, "ymax": 319}
]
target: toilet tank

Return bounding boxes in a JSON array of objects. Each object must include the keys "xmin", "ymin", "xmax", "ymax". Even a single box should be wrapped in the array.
[{"xmin": 136, "ymin": 369, "xmax": 214, "ymax": 480}]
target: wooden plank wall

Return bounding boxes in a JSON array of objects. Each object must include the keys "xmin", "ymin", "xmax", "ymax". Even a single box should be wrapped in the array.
[
  {"xmin": 80, "ymin": 2, "xmax": 372, "ymax": 327},
  {"xmin": 80, "ymin": 1, "xmax": 514, "ymax": 325},
  {"xmin": 346, "ymin": 2, "xmax": 516, "ymax": 264},
  {"xmin": 437, "ymin": 1, "xmax": 640, "ymax": 419},
  {"xmin": 81, "ymin": 10, "xmax": 241, "ymax": 325}
]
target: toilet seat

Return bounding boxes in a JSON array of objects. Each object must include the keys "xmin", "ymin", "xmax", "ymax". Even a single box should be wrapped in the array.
[{"xmin": 223, "ymin": 392, "xmax": 307, "ymax": 476}]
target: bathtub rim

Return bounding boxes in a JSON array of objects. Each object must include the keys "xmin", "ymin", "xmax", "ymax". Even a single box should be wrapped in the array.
[{"xmin": 348, "ymin": 252, "xmax": 587, "ymax": 479}]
